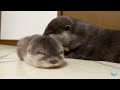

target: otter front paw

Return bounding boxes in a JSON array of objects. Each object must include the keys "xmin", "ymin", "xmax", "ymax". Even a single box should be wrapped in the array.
[
  {"xmin": 65, "ymin": 54, "xmax": 72, "ymax": 58},
  {"xmin": 65, "ymin": 53, "xmax": 82, "ymax": 59},
  {"xmin": 82, "ymin": 56, "xmax": 92, "ymax": 60},
  {"xmin": 63, "ymin": 46, "xmax": 70, "ymax": 52}
]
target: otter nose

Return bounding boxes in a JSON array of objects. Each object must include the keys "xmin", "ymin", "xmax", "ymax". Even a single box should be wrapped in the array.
[{"xmin": 50, "ymin": 60, "xmax": 58, "ymax": 64}]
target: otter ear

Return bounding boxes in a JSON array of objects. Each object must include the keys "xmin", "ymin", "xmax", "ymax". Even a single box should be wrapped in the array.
[
  {"xmin": 65, "ymin": 25, "xmax": 71, "ymax": 31},
  {"xmin": 27, "ymin": 46, "xmax": 31, "ymax": 53}
]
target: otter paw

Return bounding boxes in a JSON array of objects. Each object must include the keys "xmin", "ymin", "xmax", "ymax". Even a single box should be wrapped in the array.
[{"xmin": 63, "ymin": 47, "xmax": 70, "ymax": 52}]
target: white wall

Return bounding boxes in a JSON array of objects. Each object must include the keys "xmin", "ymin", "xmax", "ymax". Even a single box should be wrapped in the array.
[{"xmin": 1, "ymin": 11, "xmax": 57, "ymax": 40}]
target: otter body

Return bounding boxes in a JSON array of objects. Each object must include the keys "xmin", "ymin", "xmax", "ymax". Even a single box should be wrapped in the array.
[
  {"xmin": 17, "ymin": 34, "xmax": 64, "ymax": 68},
  {"xmin": 43, "ymin": 16, "xmax": 120, "ymax": 63}
]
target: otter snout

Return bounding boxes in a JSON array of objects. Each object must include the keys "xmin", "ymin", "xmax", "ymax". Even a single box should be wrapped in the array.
[
  {"xmin": 49, "ymin": 59, "xmax": 58, "ymax": 64},
  {"xmin": 47, "ymin": 56, "xmax": 64, "ymax": 67}
]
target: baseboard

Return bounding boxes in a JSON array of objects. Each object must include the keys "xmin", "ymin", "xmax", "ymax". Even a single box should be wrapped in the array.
[{"xmin": 0, "ymin": 40, "xmax": 18, "ymax": 46}]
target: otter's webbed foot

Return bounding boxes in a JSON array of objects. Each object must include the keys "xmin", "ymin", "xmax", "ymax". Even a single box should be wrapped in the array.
[{"xmin": 64, "ymin": 51, "xmax": 82, "ymax": 59}]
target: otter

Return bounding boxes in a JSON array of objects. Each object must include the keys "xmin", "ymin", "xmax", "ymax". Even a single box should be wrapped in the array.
[
  {"xmin": 43, "ymin": 16, "xmax": 120, "ymax": 63},
  {"xmin": 17, "ymin": 34, "xmax": 64, "ymax": 68}
]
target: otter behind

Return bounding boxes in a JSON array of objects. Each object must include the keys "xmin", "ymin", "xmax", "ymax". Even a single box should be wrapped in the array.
[
  {"xmin": 17, "ymin": 34, "xmax": 64, "ymax": 68},
  {"xmin": 43, "ymin": 16, "xmax": 120, "ymax": 63}
]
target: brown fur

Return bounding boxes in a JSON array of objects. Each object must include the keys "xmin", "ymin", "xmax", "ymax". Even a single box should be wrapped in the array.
[{"xmin": 43, "ymin": 16, "xmax": 120, "ymax": 63}]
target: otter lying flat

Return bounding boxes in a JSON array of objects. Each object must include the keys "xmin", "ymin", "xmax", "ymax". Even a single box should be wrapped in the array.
[
  {"xmin": 17, "ymin": 34, "xmax": 64, "ymax": 68},
  {"xmin": 43, "ymin": 16, "xmax": 120, "ymax": 63}
]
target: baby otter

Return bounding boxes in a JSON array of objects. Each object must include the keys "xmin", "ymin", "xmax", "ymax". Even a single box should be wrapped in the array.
[{"xmin": 17, "ymin": 34, "xmax": 64, "ymax": 68}]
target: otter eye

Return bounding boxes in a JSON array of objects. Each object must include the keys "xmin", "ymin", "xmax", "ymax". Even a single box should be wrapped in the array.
[
  {"xmin": 36, "ymin": 51, "xmax": 45, "ymax": 55},
  {"xmin": 48, "ymin": 33, "xmax": 53, "ymax": 36},
  {"xmin": 36, "ymin": 52, "xmax": 42, "ymax": 54},
  {"xmin": 60, "ymin": 51, "xmax": 64, "ymax": 54},
  {"xmin": 48, "ymin": 31, "xmax": 54, "ymax": 35},
  {"xmin": 65, "ymin": 25, "xmax": 71, "ymax": 30}
]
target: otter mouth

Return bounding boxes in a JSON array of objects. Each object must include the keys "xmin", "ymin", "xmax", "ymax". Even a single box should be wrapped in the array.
[
  {"xmin": 43, "ymin": 65, "xmax": 61, "ymax": 69},
  {"xmin": 38, "ymin": 58, "xmax": 64, "ymax": 69},
  {"xmin": 42, "ymin": 61, "xmax": 65, "ymax": 69},
  {"xmin": 41, "ymin": 62, "xmax": 64, "ymax": 69},
  {"xmin": 63, "ymin": 46, "xmax": 70, "ymax": 52}
]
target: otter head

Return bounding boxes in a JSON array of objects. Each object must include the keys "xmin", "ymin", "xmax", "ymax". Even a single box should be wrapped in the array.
[
  {"xmin": 43, "ymin": 16, "xmax": 101, "ymax": 50},
  {"xmin": 26, "ymin": 36, "xmax": 64, "ymax": 68}
]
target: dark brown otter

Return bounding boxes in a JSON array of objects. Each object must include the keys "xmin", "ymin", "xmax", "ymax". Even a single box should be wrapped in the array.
[{"xmin": 43, "ymin": 16, "xmax": 120, "ymax": 63}]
